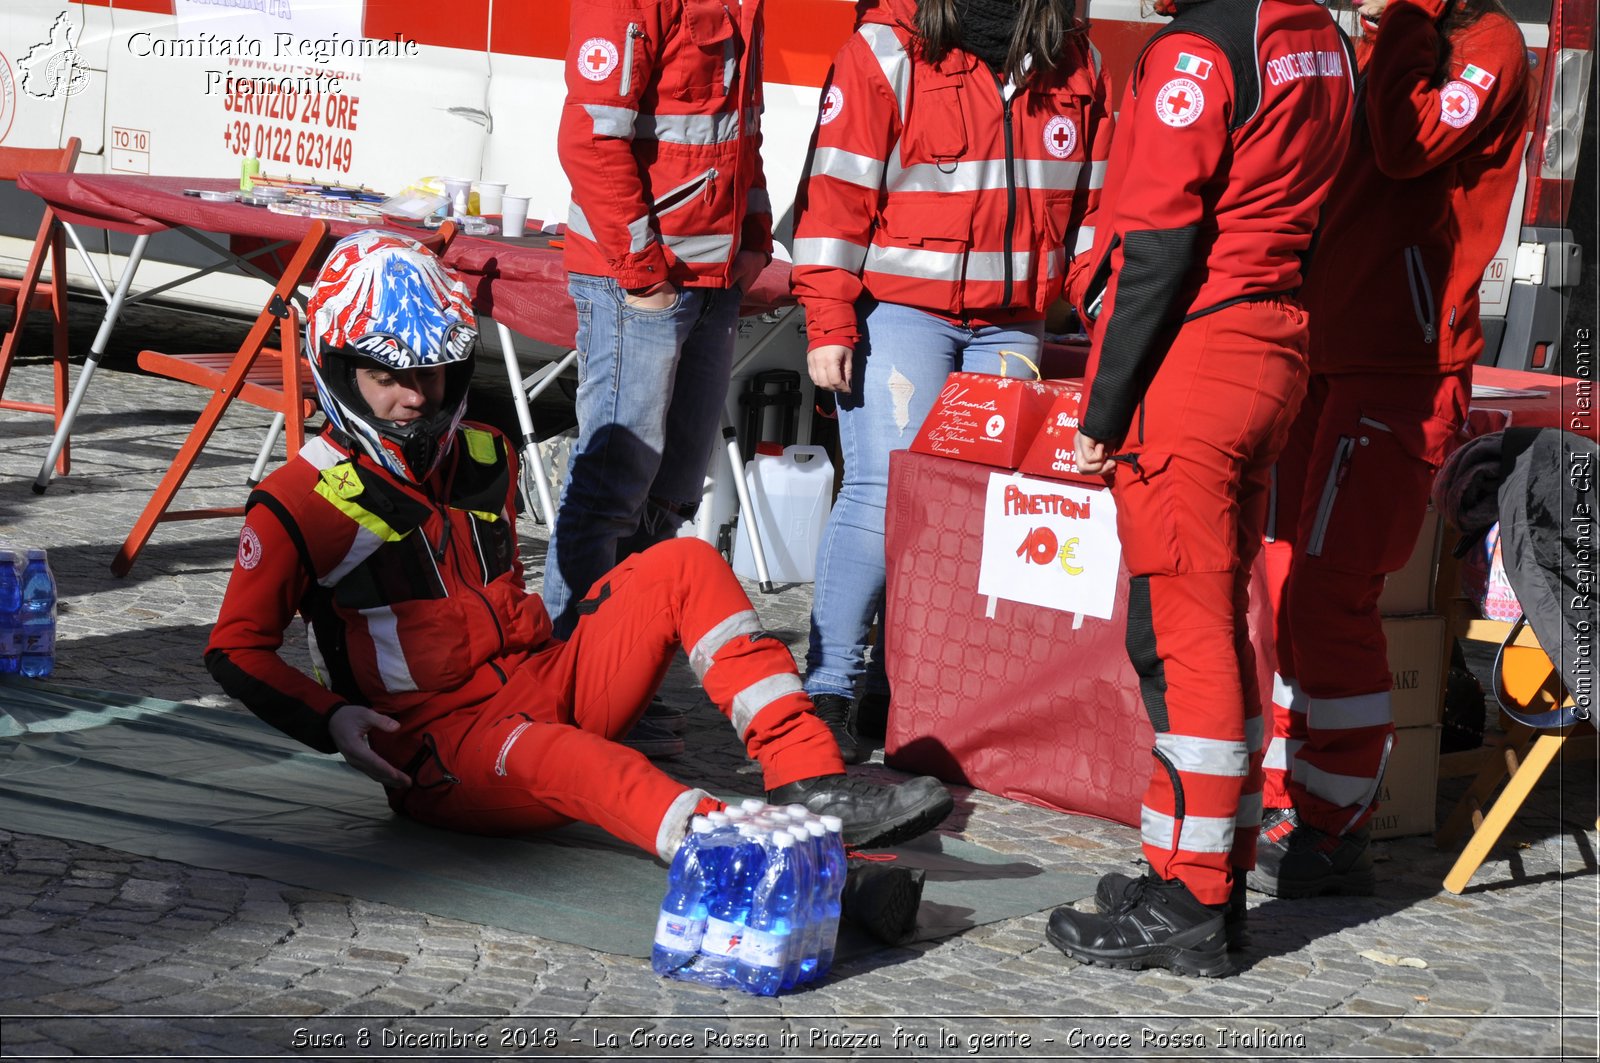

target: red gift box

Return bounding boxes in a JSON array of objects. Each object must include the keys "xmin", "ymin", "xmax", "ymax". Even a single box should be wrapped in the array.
[
  {"xmin": 883, "ymin": 449, "xmax": 1276, "ymax": 826},
  {"xmin": 909, "ymin": 373, "xmax": 1071, "ymax": 469},
  {"xmin": 1016, "ymin": 380, "xmax": 1105, "ymax": 486}
]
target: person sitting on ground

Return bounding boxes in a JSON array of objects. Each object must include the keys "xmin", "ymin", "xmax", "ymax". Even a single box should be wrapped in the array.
[{"xmin": 203, "ymin": 231, "xmax": 954, "ymax": 863}]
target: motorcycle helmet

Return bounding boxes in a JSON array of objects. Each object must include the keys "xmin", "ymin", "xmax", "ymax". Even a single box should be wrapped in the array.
[{"xmin": 304, "ymin": 230, "xmax": 478, "ymax": 483}]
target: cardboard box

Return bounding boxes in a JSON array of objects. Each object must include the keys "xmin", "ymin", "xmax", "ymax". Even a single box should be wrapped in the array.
[
  {"xmin": 1386, "ymin": 614, "xmax": 1448, "ymax": 728},
  {"xmin": 1378, "ymin": 506, "xmax": 1441, "ymax": 616},
  {"xmin": 909, "ymin": 374, "xmax": 1070, "ymax": 469},
  {"xmin": 1370, "ymin": 725, "xmax": 1441, "ymax": 839}
]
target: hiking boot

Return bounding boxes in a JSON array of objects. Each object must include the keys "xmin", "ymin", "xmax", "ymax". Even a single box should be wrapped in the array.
[
  {"xmin": 1047, "ymin": 873, "xmax": 1233, "ymax": 978},
  {"xmin": 1248, "ymin": 820, "xmax": 1375, "ymax": 898},
  {"xmin": 811, "ymin": 694, "xmax": 867, "ymax": 765},
  {"xmin": 618, "ymin": 715, "xmax": 686, "ymax": 759},
  {"xmin": 643, "ymin": 696, "xmax": 690, "ymax": 734},
  {"xmin": 840, "ymin": 860, "xmax": 925, "ymax": 945},
  {"xmin": 767, "ymin": 773, "xmax": 952, "ymax": 849},
  {"xmin": 1097, "ymin": 871, "xmax": 1249, "ymax": 951},
  {"xmin": 855, "ymin": 691, "xmax": 890, "ymax": 741}
]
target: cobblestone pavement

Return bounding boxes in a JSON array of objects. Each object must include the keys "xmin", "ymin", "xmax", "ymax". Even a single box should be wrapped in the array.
[{"xmin": 0, "ymin": 301, "xmax": 1595, "ymax": 1061}]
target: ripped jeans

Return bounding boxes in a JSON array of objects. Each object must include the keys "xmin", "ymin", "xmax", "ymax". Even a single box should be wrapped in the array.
[{"xmin": 804, "ymin": 298, "xmax": 1043, "ymax": 700}]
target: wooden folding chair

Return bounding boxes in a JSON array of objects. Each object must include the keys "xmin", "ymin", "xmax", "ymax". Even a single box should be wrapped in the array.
[
  {"xmin": 111, "ymin": 221, "xmax": 457, "ymax": 576},
  {"xmin": 1436, "ymin": 616, "xmax": 1593, "ymax": 893},
  {"xmin": 0, "ymin": 137, "xmax": 82, "ymax": 475}
]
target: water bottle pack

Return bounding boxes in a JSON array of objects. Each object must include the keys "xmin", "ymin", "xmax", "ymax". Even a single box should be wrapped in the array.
[
  {"xmin": 0, "ymin": 548, "xmax": 54, "ymax": 679},
  {"xmin": 651, "ymin": 803, "xmax": 847, "ymax": 996}
]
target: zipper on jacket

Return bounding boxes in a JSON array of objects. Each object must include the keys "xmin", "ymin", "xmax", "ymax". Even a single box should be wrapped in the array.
[
  {"xmin": 653, "ymin": 167, "xmax": 718, "ymax": 218},
  {"xmin": 992, "ymin": 71, "xmax": 1018, "ymax": 307},
  {"xmin": 1307, "ymin": 436, "xmax": 1356, "ymax": 557},
  {"xmin": 1403, "ymin": 245, "xmax": 1437, "ymax": 345},
  {"xmin": 620, "ymin": 23, "xmax": 642, "ymax": 97}
]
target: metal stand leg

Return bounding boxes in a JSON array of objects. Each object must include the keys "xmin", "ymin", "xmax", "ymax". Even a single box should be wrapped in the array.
[
  {"xmin": 248, "ymin": 413, "xmax": 286, "ymax": 487},
  {"xmin": 722, "ymin": 423, "xmax": 774, "ymax": 592},
  {"xmin": 495, "ymin": 320, "xmax": 572, "ymax": 526},
  {"xmin": 33, "ymin": 233, "xmax": 151, "ymax": 493}
]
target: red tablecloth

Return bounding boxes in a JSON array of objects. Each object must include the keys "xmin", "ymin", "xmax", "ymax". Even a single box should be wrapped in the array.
[{"xmin": 18, "ymin": 172, "xmax": 795, "ymax": 351}]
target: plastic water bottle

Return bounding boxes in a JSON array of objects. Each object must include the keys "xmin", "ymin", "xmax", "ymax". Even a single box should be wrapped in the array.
[
  {"xmin": 781, "ymin": 824, "xmax": 818, "ymax": 990},
  {"xmin": 0, "ymin": 551, "xmax": 21, "ymax": 676},
  {"xmin": 652, "ymin": 818, "xmax": 713, "ymax": 976},
  {"xmin": 734, "ymin": 830, "xmax": 800, "ymax": 996},
  {"xmin": 814, "ymin": 815, "xmax": 847, "ymax": 977},
  {"xmin": 19, "ymin": 549, "xmax": 55, "ymax": 679},
  {"xmin": 801, "ymin": 818, "xmax": 841, "ymax": 982},
  {"xmin": 695, "ymin": 822, "xmax": 767, "ymax": 987}
]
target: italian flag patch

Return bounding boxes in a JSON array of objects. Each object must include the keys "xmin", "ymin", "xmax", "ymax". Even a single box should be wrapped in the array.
[
  {"xmin": 1174, "ymin": 52, "xmax": 1213, "ymax": 80},
  {"xmin": 1460, "ymin": 64, "xmax": 1496, "ymax": 90}
]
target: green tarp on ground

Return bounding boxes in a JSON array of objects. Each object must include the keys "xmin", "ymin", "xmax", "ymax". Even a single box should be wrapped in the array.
[{"xmin": 0, "ymin": 678, "xmax": 1095, "ymax": 959}]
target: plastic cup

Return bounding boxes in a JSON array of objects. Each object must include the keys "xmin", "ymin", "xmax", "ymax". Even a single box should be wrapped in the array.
[
  {"xmin": 477, "ymin": 181, "xmax": 506, "ymax": 216},
  {"xmin": 501, "ymin": 195, "xmax": 530, "ymax": 238},
  {"xmin": 442, "ymin": 178, "xmax": 472, "ymax": 218}
]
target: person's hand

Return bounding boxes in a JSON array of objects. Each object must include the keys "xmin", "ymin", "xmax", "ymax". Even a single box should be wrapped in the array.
[
  {"xmin": 730, "ymin": 250, "xmax": 768, "ymax": 293},
  {"xmin": 623, "ymin": 281, "xmax": 678, "ymax": 310},
  {"xmin": 1357, "ymin": 0, "xmax": 1389, "ymax": 19},
  {"xmin": 329, "ymin": 705, "xmax": 412, "ymax": 789},
  {"xmin": 1074, "ymin": 430, "xmax": 1113, "ymax": 475},
  {"xmin": 807, "ymin": 344, "xmax": 853, "ymax": 392}
]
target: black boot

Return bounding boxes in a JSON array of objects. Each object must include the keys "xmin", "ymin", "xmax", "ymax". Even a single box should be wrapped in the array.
[
  {"xmin": 811, "ymin": 694, "xmax": 867, "ymax": 765},
  {"xmin": 767, "ymin": 773, "xmax": 952, "ymax": 848},
  {"xmin": 1096, "ymin": 871, "xmax": 1249, "ymax": 950},
  {"xmin": 855, "ymin": 691, "xmax": 890, "ymax": 741},
  {"xmin": 1047, "ymin": 873, "xmax": 1233, "ymax": 977},
  {"xmin": 840, "ymin": 860, "xmax": 926, "ymax": 945},
  {"xmin": 1248, "ymin": 819, "xmax": 1375, "ymax": 898}
]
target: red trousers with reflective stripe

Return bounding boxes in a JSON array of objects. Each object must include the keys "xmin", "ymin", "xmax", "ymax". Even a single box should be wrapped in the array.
[
  {"xmin": 1262, "ymin": 370, "xmax": 1468, "ymax": 833},
  {"xmin": 378, "ymin": 538, "xmax": 843, "ymax": 855},
  {"xmin": 1109, "ymin": 299, "xmax": 1309, "ymax": 905}
]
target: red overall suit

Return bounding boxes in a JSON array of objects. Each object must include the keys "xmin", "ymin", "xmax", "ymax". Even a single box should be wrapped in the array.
[
  {"xmin": 1262, "ymin": 0, "xmax": 1531, "ymax": 834},
  {"xmin": 1076, "ymin": 0, "xmax": 1354, "ymax": 904},
  {"xmin": 206, "ymin": 426, "xmax": 842, "ymax": 859}
]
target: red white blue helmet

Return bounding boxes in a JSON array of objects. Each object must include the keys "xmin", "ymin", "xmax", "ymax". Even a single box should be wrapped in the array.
[{"xmin": 304, "ymin": 231, "xmax": 478, "ymax": 483}]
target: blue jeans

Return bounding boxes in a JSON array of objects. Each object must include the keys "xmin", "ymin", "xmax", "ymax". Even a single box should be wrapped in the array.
[
  {"xmin": 804, "ymin": 300, "xmax": 1043, "ymax": 700},
  {"xmin": 543, "ymin": 273, "xmax": 743, "ymax": 637}
]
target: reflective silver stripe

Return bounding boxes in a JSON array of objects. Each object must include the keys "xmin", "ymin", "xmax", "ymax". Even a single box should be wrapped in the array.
[
  {"xmin": 865, "ymin": 243, "xmax": 963, "ymax": 283},
  {"xmin": 300, "ymin": 435, "xmax": 345, "ymax": 471},
  {"xmin": 1154, "ymin": 732, "xmax": 1248, "ymax": 778},
  {"xmin": 361, "ymin": 607, "xmax": 418, "ymax": 693},
  {"xmin": 688, "ymin": 609, "xmax": 763, "ymax": 677},
  {"xmin": 1245, "ymin": 713, "xmax": 1265, "ymax": 755},
  {"xmin": 1235, "ymin": 791, "xmax": 1264, "ymax": 830},
  {"xmin": 793, "ymin": 236, "xmax": 868, "ymax": 272},
  {"xmin": 655, "ymin": 787, "xmax": 713, "ymax": 861},
  {"xmin": 494, "ymin": 720, "xmax": 533, "ymax": 776},
  {"xmin": 859, "ymin": 22, "xmax": 910, "ymax": 122},
  {"xmin": 811, "ymin": 146, "xmax": 885, "ymax": 189},
  {"xmin": 1141, "ymin": 807, "xmax": 1237, "ymax": 853},
  {"xmin": 964, "ymin": 249, "xmax": 1038, "ymax": 283},
  {"xmin": 1263, "ymin": 736, "xmax": 1303, "ymax": 772},
  {"xmin": 1307, "ymin": 691, "xmax": 1392, "ymax": 731},
  {"xmin": 1298, "ymin": 761, "xmax": 1379, "ymax": 810},
  {"xmin": 585, "ymin": 103, "xmax": 637, "ymax": 139},
  {"xmin": 733, "ymin": 673, "xmax": 804, "ymax": 736},
  {"xmin": 1073, "ymin": 225, "xmax": 1096, "ymax": 257},
  {"xmin": 637, "ymin": 109, "xmax": 746, "ymax": 145},
  {"xmin": 888, "ymin": 157, "xmax": 1083, "ymax": 194},
  {"xmin": 1044, "ymin": 246, "xmax": 1065, "ymax": 280},
  {"xmin": 1084, "ymin": 159, "xmax": 1108, "ymax": 191},
  {"xmin": 1088, "ymin": 41, "xmax": 1104, "ymax": 78},
  {"xmin": 322, "ymin": 524, "xmax": 384, "ymax": 587},
  {"xmin": 665, "ymin": 232, "xmax": 735, "ymax": 263},
  {"xmin": 745, "ymin": 186, "xmax": 771, "ymax": 216},
  {"xmin": 1273, "ymin": 673, "xmax": 1308, "ymax": 714},
  {"xmin": 722, "ymin": 37, "xmax": 736, "ymax": 95},
  {"xmin": 568, "ymin": 203, "xmax": 656, "ymax": 254}
]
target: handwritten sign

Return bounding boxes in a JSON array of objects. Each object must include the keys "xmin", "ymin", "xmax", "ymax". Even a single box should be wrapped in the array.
[{"xmin": 977, "ymin": 471, "xmax": 1121, "ymax": 620}]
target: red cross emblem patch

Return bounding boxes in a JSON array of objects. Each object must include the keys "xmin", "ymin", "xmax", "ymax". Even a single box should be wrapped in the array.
[
  {"xmin": 820, "ymin": 85, "xmax": 844, "ymax": 126},
  {"xmin": 1439, "ymin": 80, "xmax": 1480, "ymax": 129},
  {"xmin": 577, "ymin": 37, "xmax": 619, "ymax": 83},
  {"xmin": 1155, "ymin": 77, "xmax": 1205, "ymax": 128},
  {"xmin": 1044, "ymin": 115, "xmax": 1078, "ymax": 159},
  {"xmin": 238, "ymin": 526, "xmax": 263, "ymax": 570}
]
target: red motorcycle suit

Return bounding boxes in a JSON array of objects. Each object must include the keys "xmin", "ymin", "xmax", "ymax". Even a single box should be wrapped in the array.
[
  {"xmin": 790, "ymin": 0, "xmax": 1113, "ymax": 351},
  {"xmin": 1075, "ymin": 0, "xmax": 1354, "ymax": 905},
  {"xmin": 205, "ymin": 426, "xmax": 843, "ymax": 858},
  {"xmin": 558, "ymin": 0, "xmax": 773, "ymax": 290},
  {"xmin": 1261, "ymin": 0, "xmax": 1531, "ymax": 835}
]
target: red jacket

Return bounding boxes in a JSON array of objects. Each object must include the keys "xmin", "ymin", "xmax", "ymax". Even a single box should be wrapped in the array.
[
  {"xmin": 790, "ymin": 0, "xmax": 1113, "ymax": 350},
  {"xmin": 1079, "ymin": 0, "xmax": 1355, "ymax": 446},
  {"xmin": 205, "ymin": 427, "xmax": 552, "ymax": 753},
  {"xmin": 1303, "ymin": 0, "xmax": 1530, "ymax": 374},
  {"xmin": 557, "ymin": 0, "xmax": 773, "ymax": 290}
]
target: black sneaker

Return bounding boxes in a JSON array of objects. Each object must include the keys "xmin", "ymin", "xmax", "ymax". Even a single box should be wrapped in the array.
[
  {"xmin": 767, "ymin": 773, "xmax": 952, "ymax": 849},
  {"xmin": 811, "ymin": 694, "xmax": 867, "ymax": 765},
  {"xmin": 643, "ymin": 697, "xmax": 690, "ymax": 734},
  {"xmin": 1097, "ymin": 871, "xmax": 1249, "ymax": 951},
  {"xmin": 1047, "ymin": 873, "xmax": 1233, "ymax": 978},
  {"xmin": 840, "ymin": 860, "xmax": 925, "ymax": 945},
  {"xmin": 1248, "ymin": 820, "xmax": 1375, "ymax": 898},
  {"xmin": 618, "ymin": 715, "xmax": 685, "ymax": 759},
  {"xmin": 855, "ymin": 691, "xmax": 890, "ymax": 741}
]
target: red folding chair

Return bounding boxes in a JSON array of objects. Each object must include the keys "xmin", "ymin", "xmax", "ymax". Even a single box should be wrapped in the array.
[{"xmin": 0, "ymin": 137, "xmax": 82, "ymax": 475}]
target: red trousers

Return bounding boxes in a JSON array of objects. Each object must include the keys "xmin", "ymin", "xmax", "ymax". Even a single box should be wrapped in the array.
[
  {"xmin": 1110, "ymin": 299, "xmax": 1309, "ymax": 905},
  {"xmin": 1262, "ymin": 370, "xmax": 1468, "ymax": 833},
  {"xmin": 376, "ymin": 538, "xmax": 843, "ymax": 857}
]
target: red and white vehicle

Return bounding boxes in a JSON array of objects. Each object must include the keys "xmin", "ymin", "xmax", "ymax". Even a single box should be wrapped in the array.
[{"xmin": 0, "ymin": 0, "xmax": 1590, "ymax": 369}]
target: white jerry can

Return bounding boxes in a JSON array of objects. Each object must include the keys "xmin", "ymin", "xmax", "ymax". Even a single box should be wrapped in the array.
[{"xmin": 731, "ymin": 445, "xmax": 834, "ymax": 584}]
